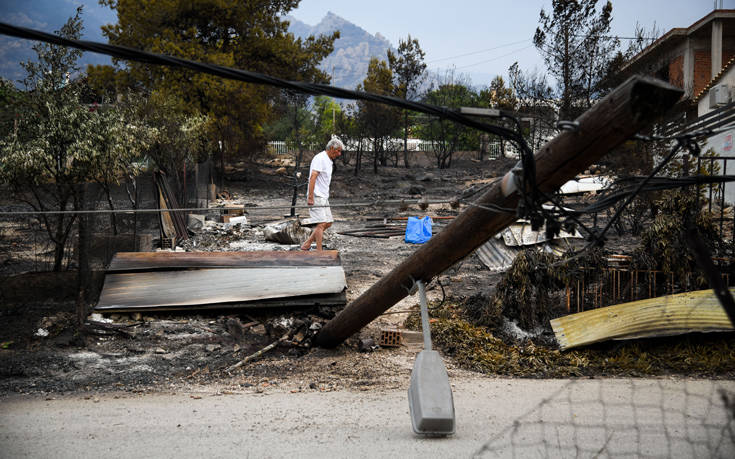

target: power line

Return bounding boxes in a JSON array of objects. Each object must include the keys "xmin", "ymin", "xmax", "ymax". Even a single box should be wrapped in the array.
[
  {"xmin": 0, "ymin": 198, "xmax": 460, "ymax": 216},
  {"xmin": 427, "ymin": 38, "xmax": 531, "ymax": 64},
  {"xmin": 454, "ymin": 44, "xmax": 536, "ymax": 70},
  {"xmin": 0, "ymin": 21, "xmax": 526, "ymax": 147}
]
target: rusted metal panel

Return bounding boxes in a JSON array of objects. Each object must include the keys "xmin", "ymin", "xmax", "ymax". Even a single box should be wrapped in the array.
[
  {"xmin": 96, "ymin": 291, "xmax": 347, "ymax": 312},
  {"xmin": 107, "ymin": 250, "xmax": 341, "ymax": 271},
  {"xmin": 96, "ymin": 266, "xmax": 346, "ymax": 309}
]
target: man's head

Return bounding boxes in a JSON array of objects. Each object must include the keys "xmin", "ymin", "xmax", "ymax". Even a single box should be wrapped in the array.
[{"xmin": 326, "ymin": 136, "xmax": 344, "ymax": 160}]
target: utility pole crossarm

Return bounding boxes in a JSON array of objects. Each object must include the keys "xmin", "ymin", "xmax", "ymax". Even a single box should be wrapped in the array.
[{"xmin": 315, "ymin": 76, "xmax": 683, "ymax": 348}]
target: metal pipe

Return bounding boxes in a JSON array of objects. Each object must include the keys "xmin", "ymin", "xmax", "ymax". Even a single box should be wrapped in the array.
[{"xmin": 417, "ymin": 281, "xmax": 432, "ymax": 351}]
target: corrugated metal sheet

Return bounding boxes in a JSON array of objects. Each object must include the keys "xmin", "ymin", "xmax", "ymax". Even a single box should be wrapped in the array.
[
  {"xmin": 475, "ymin": 236, "xmax": 519, "ymax": 273},
  {"xmin": 95, "ymin": 251, "xmax": 347, "ymax": 312},
  {"xmin": 501, "ymin": 224, "xmax": 583, "ymax": 247},
  {"xmin": 96, "ymin": 266, "xmax": 346, "ymax": 310},
  {"xmin": 476, "ymin": 236, "xmax": 576, "ymax": 272}
]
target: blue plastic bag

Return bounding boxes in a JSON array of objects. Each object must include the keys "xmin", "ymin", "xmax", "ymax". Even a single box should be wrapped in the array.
[{"xmin": 404, "ymin": 216, "xmax": 433, "ymax": 244}]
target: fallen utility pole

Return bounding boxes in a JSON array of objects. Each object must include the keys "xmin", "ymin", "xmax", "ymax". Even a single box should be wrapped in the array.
[{"xmin": 315, "ymin": 76, "xmax": 683, "ymax": 348}]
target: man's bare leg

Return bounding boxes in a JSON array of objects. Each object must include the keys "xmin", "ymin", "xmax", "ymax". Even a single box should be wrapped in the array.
[
  {"xmin": 301, "ymin": 222, "xmax": 331, "ymax": 251},
  {"xmin": 314, "ymin": 222, "xmax": 332, "ymax": 250}
]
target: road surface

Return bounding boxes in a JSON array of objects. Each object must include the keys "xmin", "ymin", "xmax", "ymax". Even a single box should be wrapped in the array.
[{"xmin": 2, "ymin": 377, "xmax": 734, "ymax": 458}]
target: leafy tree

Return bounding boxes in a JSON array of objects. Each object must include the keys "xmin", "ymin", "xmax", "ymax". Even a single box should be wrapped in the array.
[
  {"xmin": 417, "ymin": 73, "xmax": 477, "ymax": 169},
  {"xmin": 313, "ymin": 95, "xmax": 342, "ymax": 145},
  {"xmin": 0, "ymin": 78, "xmax": 24, "ymax": 138},
  {"xmin": 94, "ymin": 0, "xmax": 338, "ymax": 165},
  {"xmin": 477, "ymin": 76, "xmax": 517, "ymax": 158},
  {"xmin": 533, "ymin": 0, "xmax": 618, "ymax": 120},
  {"xmin": 138, "ymin": 90, "xmax": 211, "ymax": 205},
  {"xmin": 388, "ymin": 35, "xmax": 427, "ymax": 168},
  {"xmin": 0, "ymin": 9, "xmax": 148, "ymax": 273},
  {"xmin": 337, "ymin": 102, "xmax": 368, "ymax": 176},
  {"xmin": 356, "ymin": 58, "xmax": 400, "ymax": 174}
]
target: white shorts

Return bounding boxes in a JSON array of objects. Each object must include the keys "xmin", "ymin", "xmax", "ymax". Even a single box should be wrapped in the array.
[{"xmin": 305, "ymin": 196, "xmax": 333, "ymax": 224}]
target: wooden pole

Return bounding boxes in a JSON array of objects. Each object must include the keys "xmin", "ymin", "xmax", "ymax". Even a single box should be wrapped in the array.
[{"xmin": 315, "ymin": 76, "xmax": 683, "ymax": 348}]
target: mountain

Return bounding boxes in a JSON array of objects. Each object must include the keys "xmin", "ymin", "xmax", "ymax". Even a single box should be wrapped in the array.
[
  {"xmin": 0, "ymin": 1, "xmax": 114, "ymax": 85},
  {"xmin": 285, "ymin": 12, "xmax": 394, "ymax": 90},
  {"xmin": 1, "ymin": 5, "xmax": 392, "ymax": 91}
]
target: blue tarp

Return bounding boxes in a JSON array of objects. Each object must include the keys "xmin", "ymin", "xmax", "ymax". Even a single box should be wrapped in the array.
[{"xmin": 405, "ymin": 216, "xmax": 433, "ymax": 244}]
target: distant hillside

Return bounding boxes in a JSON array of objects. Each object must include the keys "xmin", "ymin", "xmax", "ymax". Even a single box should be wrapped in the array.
[
  {"xmin": 1, "ymin": 5, "xmax": 394, "ymax": 91},
  {"xmin": 285, "ymin": 12, "xmax": 394, "ymax": 90},
  {"xmin": 0, "ymin": 1, "xmax": 114, "ymax": 85}
]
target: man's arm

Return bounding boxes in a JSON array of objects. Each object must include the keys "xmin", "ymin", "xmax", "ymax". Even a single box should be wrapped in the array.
[{"xmin": 307, "ymin": 170, "xmax": 319, "ymax": 206}]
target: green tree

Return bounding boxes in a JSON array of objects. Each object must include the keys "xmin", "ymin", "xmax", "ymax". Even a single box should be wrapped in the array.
[
  {"xmin": 1, "ymin": 9, "xmax": 147, "ymax": 272},
  {"xmin": 313, "ymin": 96, "xmax": 342, "ymax": 145},
  {"xmin": 94, "ymin": 0, "xmax": 338, "ymax": 165},
  {"xmin": 417, "ymin": 74, "xmax": 477, "ymax": 169},
  {"xmin": 477, "ymin": 76, "xmax": 517, "ymax": 158},
  {"xmin": 388, "ymin": 35, "xmax": 427, "ymax": 168},
  {"xmin": 1, "ymin": 8, "xmax": 150, "ymax": 325},
  {"xmin": 356, "ymin": 58, "xmax": 400, "ymax": 174},
  {"xmin": 533, "ymin": 0, "xmax": 618, "ymax": 120}
]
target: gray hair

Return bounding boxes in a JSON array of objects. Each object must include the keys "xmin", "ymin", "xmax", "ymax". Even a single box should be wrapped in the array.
[{"xmin": 326, "ymin": 136, "xmax": 344, "ymax": 151}]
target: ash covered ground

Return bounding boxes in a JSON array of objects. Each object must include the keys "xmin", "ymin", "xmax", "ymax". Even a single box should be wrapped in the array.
[
  {"xmin": 2, "ymin": 155, "xmax": 731, "ymax": 397},
  {"xmin": 0, "ymin": 157, "xmax": 513, "ymax": 395}
]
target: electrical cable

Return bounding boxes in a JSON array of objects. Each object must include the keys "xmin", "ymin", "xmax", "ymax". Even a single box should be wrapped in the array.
[{"xmin": 0, "ymin": 22, "xmax": 527, "ymax": 147}]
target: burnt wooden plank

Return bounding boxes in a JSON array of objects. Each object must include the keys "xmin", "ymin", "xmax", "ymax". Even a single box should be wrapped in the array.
[
  {"xmin": 107, "ymin": 250, "xmax": 341, "ymax": 271},
  {"xmin": 95, "ymin": 291, "xmax": 347, "ymax": 312},
  {"xmin": 96, "ymin": 266, "xmax": 346, "ymax": 309}
]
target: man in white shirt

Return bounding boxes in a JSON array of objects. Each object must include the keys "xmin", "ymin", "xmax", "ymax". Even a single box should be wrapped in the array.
[{"xmin": 300, "ymin": 136, "xmax": 344, "ymax": 251}]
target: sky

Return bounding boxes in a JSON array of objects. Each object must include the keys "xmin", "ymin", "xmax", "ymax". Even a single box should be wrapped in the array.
[
  {"xmin": 1, "ymin": 0, "xmax": 731, "ymax": 87},
  {"xmin": 290, "ymin": 0, "xmax": 730, "ymax": 85}
]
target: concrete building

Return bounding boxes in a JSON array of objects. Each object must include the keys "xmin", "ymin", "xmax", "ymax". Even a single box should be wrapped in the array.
[{"xmin": 624, "ymin": 8, "xmax": 735, "ymax": 203}]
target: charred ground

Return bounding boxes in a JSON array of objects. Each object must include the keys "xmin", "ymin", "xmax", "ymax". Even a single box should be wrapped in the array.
[{"xmin": 1, "ymin": 155, "xmax": 734, "ymax": 396}]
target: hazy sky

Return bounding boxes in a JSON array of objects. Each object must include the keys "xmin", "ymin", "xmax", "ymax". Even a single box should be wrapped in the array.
[
  {"xmin": 290, "ymin": 0, "xmax": 729, "ymax": 84},
  {"xmin": 1, "ymin": 0, "xmax": 730, "ymax": 87}
]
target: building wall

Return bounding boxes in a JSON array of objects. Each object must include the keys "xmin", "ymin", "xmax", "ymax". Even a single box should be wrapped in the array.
[
  {"xmin": 697, "ymin": 65, "xmax": 735, "ymax": 116},
  {"xmin": 669, "ymin": 55, "xmax": 684, "ymax": 88},
  {"xmin": 697, "ymin": 65, "xmax": 735, "ymax": 203},
  {"xmin": 694, "ymin": 50, "xmax": 713, "ymax": 95}
]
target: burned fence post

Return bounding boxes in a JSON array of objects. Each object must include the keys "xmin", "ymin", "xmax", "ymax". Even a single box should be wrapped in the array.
[{"xmin": 315, "ymin": 76, "xmax": 684, "ymax": 348}]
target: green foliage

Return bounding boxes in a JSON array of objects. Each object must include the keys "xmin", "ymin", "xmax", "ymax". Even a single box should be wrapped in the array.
[
  {"xmin": 476, "ymin": 76, "xmax": 517, "ymax": 158},
  {"xmin": 0, "ymin": 78, "xmax": 24, "ymax": 138},
  {"xmin": 388, "ymin": 35, "xmax": 427, "ymax": 167},
  {"xmin": 479, "ymin": 76, "xmax": 516, "ymax": 111},
  {"xmin": 356, "ymin": 58, "xmax": 400, "ymax": 173},
  {"xmin": 95, "ymin": 0, "xmax": 338, "ymax": 160},
  {"xmin": 0, "ymin": 8, "xmax": 150, "ymax": 270},
  {"xmin": 417, "ymin": 76, "xmax": 478, "ymax": 168},
  {"xmin": 313, "ymin": 96, "xmax": 342, "ymax": 145}
]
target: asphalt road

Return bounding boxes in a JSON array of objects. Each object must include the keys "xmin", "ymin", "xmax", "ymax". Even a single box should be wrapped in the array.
[{"xmin": 2, "ymin": 377, "xmax": 734, "ymax": 458}]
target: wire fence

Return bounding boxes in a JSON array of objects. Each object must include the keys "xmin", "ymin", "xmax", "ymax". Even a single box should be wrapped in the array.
[{"xmin": 476, "ymin": 379, "xmax": 735, "ymax": 457}]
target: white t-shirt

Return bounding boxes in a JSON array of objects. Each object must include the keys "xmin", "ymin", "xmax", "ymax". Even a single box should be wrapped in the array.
[{"xmin": 308, "ymin": 150, "xmax": 333, "ymax": 198}]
